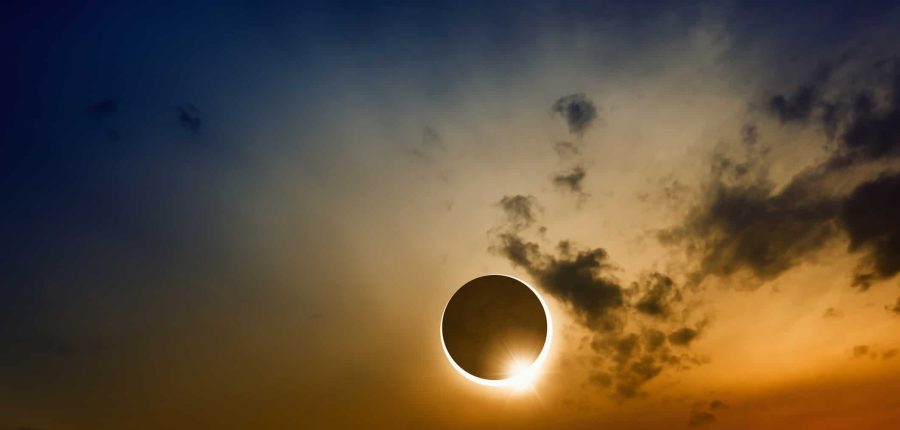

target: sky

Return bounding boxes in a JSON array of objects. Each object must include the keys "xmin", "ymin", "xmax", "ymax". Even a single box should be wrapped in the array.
[{"xmin": 2, "ymin": 1, "xmax": 900, "ymax": 429}]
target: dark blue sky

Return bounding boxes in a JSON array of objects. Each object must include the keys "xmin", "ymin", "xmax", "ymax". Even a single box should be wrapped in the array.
[{"xmin": 2, "ymin": 1, "xmax": 900, "ymax": 429}]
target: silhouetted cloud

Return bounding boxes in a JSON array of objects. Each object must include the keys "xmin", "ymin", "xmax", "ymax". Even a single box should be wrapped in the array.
[
  {"xmin": 853, "ymin": 344, "xmax": 871, "ymax": 358},
  {"xmin": 553, "ymin": 166, "xmax": 587, "ymax": 195},
  {"xmin": 689, "ymin": 411, "xmax": 716, "ymax": 427},
  {"xmin": 662, "ymin": 62, "xmax": 900, "ymax": 289},
  {"xmin": 494, "ymin": 234, "xmax": 624, "ymax": 329},
  {"xmin": 633, "ymin": 273, "xmax": 681, "ymax": 319},
  {"xmin": 177, "ymin": 104, "xmax": 202, "ymax": 134},
  {"xmin": 492, "ymin": 195, "xmax": 703, "ymax": 398},
  {"xmin": 552, "ymin": 93, "xmax": 598, "ymax": 135},
  {"xmin": 835, "ymin": 84, "xmax": 900, "ymax": 165},
  {"xmin": 668, "ymin": 327, "xmax": 699, "ymax": 346},
  {"xmin": 659, "ymin": 172, "xmax": 839, "ymax": 283},
  {"xmin": 498, "ymin": 195, "xmax": 540, "ymax": 231},
  {"xmin": 710, "ymin": 400, "xmax": 727, "ymax": 410},
  {"xmin": 892, "ymin": 298, "xmax": 900, "ymax": 314},
  {"xmin": 769, "ymin": 86, "xmax": 818, "ymax": 123},
  {"xmin": 840, "ymin": 172, "xmax": 900, "ymax": 287}
]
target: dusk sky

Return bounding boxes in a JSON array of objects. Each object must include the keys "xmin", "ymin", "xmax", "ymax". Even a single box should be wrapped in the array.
[{"xmin": 3, "ymin": 1, "xmax": 900, "ymax": 429}]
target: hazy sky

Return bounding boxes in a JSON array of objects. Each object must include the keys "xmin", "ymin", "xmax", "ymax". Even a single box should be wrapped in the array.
[{"xmin": 3, "ymin": 1, "xmax": 900, "ymax": 429}]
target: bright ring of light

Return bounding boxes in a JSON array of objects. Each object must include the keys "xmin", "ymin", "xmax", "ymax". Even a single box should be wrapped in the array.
[{"xmin": 440, "ymin": 274, "xmax": 553, "ymax": 388}]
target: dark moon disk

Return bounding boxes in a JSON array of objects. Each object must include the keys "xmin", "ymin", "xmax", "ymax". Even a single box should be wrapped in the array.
[{"xmin": 441, "ymin": 275, "xmax": 549, "ymax": 381}]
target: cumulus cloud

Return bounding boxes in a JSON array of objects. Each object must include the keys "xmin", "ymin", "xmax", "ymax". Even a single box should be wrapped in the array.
[{"xmin": 552, "ymin": 93, "xmax": 598, "ymax": 135}]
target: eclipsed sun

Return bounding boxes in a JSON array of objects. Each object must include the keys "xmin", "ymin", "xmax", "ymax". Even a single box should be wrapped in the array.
[{"xmin": 440, "ymin": 274, "xmax": 552, "ymax": 390}]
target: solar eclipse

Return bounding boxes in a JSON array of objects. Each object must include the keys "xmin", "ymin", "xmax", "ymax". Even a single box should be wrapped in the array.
[{"xmin": 440, "ymin": 275, "xmax": 552, "ymax": 388}]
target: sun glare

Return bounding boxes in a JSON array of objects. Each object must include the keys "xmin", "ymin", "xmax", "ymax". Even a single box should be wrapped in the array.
[{"xmin": 507, "ymin": 359, "xmax": 540, "ymax": 391}]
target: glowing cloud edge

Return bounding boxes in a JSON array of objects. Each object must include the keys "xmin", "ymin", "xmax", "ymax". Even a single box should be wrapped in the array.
[{"xmin": 439, "ymin": 274, "xmax": 553, "ymax": 388}]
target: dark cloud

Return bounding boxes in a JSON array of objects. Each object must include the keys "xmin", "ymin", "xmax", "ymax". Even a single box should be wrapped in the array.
[
  {"xmin": 494, "ymin": 234, "xmax": 623, "ymax": 329},
  {"xmin": 853, "ymin": 344, "xmax": 871, "ymax": 358},
  {"xmin": 662, "ymin": 62, "xmax": 900, "ymax": 289},
  {"xmin": 668, "ymin": 327, "xmax": 700, "ymax": 346},
  {"xmin": 633, "ymin": 273, "xmax": 681, "ymax": 319},
  {"xmin": 688, "ymin": 411, "xmax": 716, "ymax": 427},
  {"xmin": 492, "ymin": 196, "xmax": 703, "ymax": 398},
  {"xmin": 660, "ymin": 175, "xmax": 839, "ymax": 284},
  {"xmin": 553, "ymin": 166, "xmax": 587, "ymax": 195},
  {"xmin": 710, "ymin": 400, "xmax": 727, "ymax": 410},
  {"xmin": 768, "ymin": 86, "xmax": 818, "ymax": 123},
  {"xmin": 840, "ymin": 172, "xmax": 900, "ymax": 287},
  {"xmin": 177, "ymin": 104, "xmax": 202, "ymax": 134},
  {"xmin": 87, "ymin": 98, "xmax": 118, "ymax": 115},
  {"xmin": 588, "ymin": 329, "xmax": 685, "ymax": 398},
  {"xmin": 552, "ymin": 93, "xmax": 598, "ymax": 135},
  {"xmin": 836, "ymin": 81, "xmax": 900, "ymax": 165},
  {"xmin": 892, "ymin": 298, "xmax": 900, "ymax": 314},
  {"xmin": 883, "ymin": 349, "xmax": 899, "ymax": 360},
  {"xmin": 498, "ymin": 195, "xmax": 540, "ymax": 231}
]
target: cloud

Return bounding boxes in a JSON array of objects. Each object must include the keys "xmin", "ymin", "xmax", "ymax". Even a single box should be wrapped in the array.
[
  {"xmin": 494, "ymin": 234, "xmax": 624, "ymax": 329},
  {"xmin": 177, "ymin": 104, "xmax": 202, "ymax": 134},
  {"xmin": 688, "ymin": 411, "xmax": 716, "ymax": 427},
  {"xmin": 491, "ymin": 196, "xmax": 704, "ymax": 398},
  {"xmin": 632, "ymin": 273, "xmax": 681, "ymax": 319},
  {"xmin": 498, "ymin": 195, "xmax": 541, "ymax": 231},
  {"xmin": 553, "ymin": 166, "xmax": 587, "ymax": 195},
  {"xmin": 769, "ymin": 86, "xmax": 818, "ymax": 123},
  {"xmin": 853, "ymin": 344, "xmax": 871, "ymax": 358},
  {"xmin": 552, "ymin": 93, "xmax": 598, "ymax": 135},
  {"xmin": 660, "ymin": 173, "xmax": 839, "ymax": 283},
  {"xmin": 668, "ymin": 327, "xmax": 700, "ymax": 346},
  {"xmin": 710, "ymin": 399, "xmax": 728, "ymax": 410},
  {"xmin": 588, "ymin": 328, "xmax": 686, "ymax": 398},
  {"xmin": 840, "ymin": 172, "xmax": 900, "ymax": 287},
  {"xmin": 892, "ymin": 298, "xmax": 900, "ymax": 314},
  {"xmin": 661, "ymin": 61, "xmax": 900, "ymax": 289}
]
